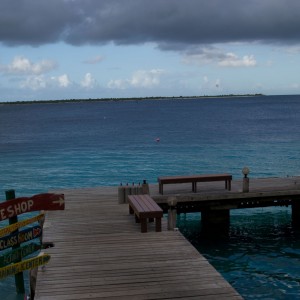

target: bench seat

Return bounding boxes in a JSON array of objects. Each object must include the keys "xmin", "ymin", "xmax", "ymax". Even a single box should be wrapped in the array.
[
  {"xmin": 158, "ymin": 174, "xmax": 232, "ymax": 194},
  {"xmin": 128, "ymin": 194, "xmax": 163, "ymax": 233}
]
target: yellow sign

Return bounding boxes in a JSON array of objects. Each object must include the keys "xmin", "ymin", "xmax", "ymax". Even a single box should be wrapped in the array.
[
  {"xmin": 0, "ymin": 213, "xmax": 45, "ymax": 238},
  {"xmin": 0, "ymin": 253, "xmax": 50, "ymax": 279}
]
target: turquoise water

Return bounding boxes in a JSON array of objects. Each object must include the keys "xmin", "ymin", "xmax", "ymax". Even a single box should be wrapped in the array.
[
  {"xmin": 0, "ymin": 95, "xmax": 300, "ymax": 299},
  {"xmin": 178, "ymin": 208, "xmax": 300, "ymax": 299}
]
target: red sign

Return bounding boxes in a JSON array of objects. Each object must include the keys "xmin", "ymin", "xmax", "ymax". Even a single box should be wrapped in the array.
[{"xmin": 0, "ymin": 193, "xmax": 64, "ymax": 221}]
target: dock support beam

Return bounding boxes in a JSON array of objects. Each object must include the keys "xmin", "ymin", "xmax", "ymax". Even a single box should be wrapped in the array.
[
  {"xmin": 167, "ymin": 197, "xmax": 177, "ymax": 230},
  {"xmin": 292, "ymin": 200, "xmax": 300, "ymax": 227},
  {"xmin": 201, "ymin": 209, "xmax": 230, "ymax": 236}
]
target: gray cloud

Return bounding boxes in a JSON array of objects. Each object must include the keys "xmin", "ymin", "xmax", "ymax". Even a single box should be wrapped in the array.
[
  {"xmin": 181, "ymin": 47, "xmax": 257, "ymax": 67},
  {"xmin": 83, "ymin": 55, "xmax": 104, "ymax": 64},
  {"xmin": 1, "ymin": 0, "xmax": 300, "ymax": 49}
]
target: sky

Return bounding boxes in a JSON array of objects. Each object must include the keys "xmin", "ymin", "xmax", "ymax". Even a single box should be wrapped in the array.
[{"xmin": 1, "ymin": 0, "xmax": 300, "ymax": 102}]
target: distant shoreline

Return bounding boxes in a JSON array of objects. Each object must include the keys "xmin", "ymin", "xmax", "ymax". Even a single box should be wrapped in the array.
[{"xmin": 0, "ymin": 94, "xmax": 264, "ymax": 105}]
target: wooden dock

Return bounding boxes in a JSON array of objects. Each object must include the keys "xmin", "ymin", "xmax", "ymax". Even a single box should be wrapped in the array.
[
  {"xmin": 150, "ymin": 176, "xmax": 300, "ymax": 230},
  {"xmin": 35, "ymin": 186, "xmax": 242, "ymax": 300},
  {"xmin": 115, "ymin": 176, "xmax": 300, "ymax": 217}
]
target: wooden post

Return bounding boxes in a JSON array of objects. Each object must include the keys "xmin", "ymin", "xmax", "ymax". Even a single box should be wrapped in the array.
[
  {"xmin": 137, "ymin": 185, "xmax": 143, "ymax": 195},
  {"xmin": 124, "ymin": 186, "xmax": 131, "ymax": 203},
  {"xmin": 142, "ymin": 180, "xmax": 149, "ymax": 194},
  {"xmin": 243, "ymin": 177, "xmax": 249, "ymax": 193},
  {"xmin": 5, "ymin": 190, "xmax": 25, "ymax": 295},
  {"xmin": 131, "ymin": 183, "xmax": 138, "ymax": 195},
  {"xmin": 167, "ymin": 197, "xmax": 177, "ymax": 230},
  {"xmin": 141, "ymin": 219, "xmax": 147, "ymax": 233},
  {"xmin": 30, "ymin": 268, "xmax": 38, "ymax": 299},
  {"xmin": 118, "ymin": 185, "xmax": 125, "ymax": 204}
]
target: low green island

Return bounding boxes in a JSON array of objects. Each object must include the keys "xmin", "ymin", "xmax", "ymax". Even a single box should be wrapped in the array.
[{"xmin": 1, "ymin": 93, "xmax": 264, "ymax": 105}]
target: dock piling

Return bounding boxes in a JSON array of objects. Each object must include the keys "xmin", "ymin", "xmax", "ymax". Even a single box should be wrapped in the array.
[
  {"xmin": 5, "ymin": 189, "xmax": 25, "ymax": 295},
  {"xmin": 167, "ymin": 197, "xmax": 177, "ymax": 230},
  {"xmin": 292, "ymin": 199, "xmax": 300, "ymax": 227},
  {"xmin": 242, "ymin": 167, "xmax": 250, "ymax": 192},
  {"xmin": 118, "ymin": 183, "xmax": 144, "ymax": 203}
]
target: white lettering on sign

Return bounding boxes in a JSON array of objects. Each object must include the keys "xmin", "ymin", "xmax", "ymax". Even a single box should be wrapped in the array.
[
  {"xmin": 1, "ymin": 199, "xmax": 35, "ymax": 220},
  {"xmin": 0, "ymin": 209, "xmax": 5, "ymax": 220},
  {"xmin": 18, "ymin": 231, "xmax": 33, "ymax": 244},
  {"xmin": 0, "ymin": 236, "xmax": 18, "ymax": 250},
  {"xmin": 27, "ymin": 199, "xmax": 34, "ymax": 211}
]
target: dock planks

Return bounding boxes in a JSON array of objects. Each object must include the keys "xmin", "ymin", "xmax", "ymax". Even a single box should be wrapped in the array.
[{"xmin": 35, "ymin": 187, "xmax": 242, "ymax": 299}]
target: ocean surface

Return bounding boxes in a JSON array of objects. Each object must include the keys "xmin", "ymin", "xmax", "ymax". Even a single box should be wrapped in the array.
[{"xmin": 0, "ymin": 95, "xmax": 300, "ymax": 299}]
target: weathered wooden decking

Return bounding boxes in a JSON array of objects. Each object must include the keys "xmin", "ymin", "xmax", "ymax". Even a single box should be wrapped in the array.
[
  {"xmin": 35, "ymin": 187, "xmax": 242, "ymax": 299},
  {"xmin": 152, "ymin": 176, "xmax": 300, "ymax": 196}
]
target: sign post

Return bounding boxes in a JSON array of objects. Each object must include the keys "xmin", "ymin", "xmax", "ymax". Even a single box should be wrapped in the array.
[
  {"xmin": 5, "ymin": 189, "xmax": 25, "ymax": 294},
  {"xmin": 0, "ymin": 190, "xmax": 64, "ymax": 297}
]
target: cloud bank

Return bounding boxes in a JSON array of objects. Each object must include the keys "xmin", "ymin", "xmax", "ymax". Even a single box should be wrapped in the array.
[
  {"xmin": 108, "ymin": 69, "xmax": 165, "ymax": 89},
  {"xmin": 0, "ymin": 56, "xmax": 56, "ymax": 75},
  {"xmin": 182, "ymin": 48, "xmax": 257, "ymax": 67},
  {"xmin": 1, "ymin": 0, "xmax": 300, "ymax": 49}
]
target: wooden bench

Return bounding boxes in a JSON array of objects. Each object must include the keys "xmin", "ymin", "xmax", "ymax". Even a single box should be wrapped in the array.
[
  {"xmin": 158, "ymin": 174, "xmax": 232, "ymax": 194},
  {"xmin": 128, "ymin": 194, "xmax": 163, "ymax": 233}
]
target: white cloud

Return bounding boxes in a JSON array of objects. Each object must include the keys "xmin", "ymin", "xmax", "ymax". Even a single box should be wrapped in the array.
[
  {"xmin": 130, "ymin": 69, "xmax": 164, "ymax": 87},
  {"xmin": 1, "ymin": 56, "xmax": 56, "ymax": 75},
  {"xmin": 20, "ymin": 75, "xmax": 47, "ymax": 90},
  {"xmin": 107, "ymin": 79, "xmax": 127, "ymax": 89},
  {"xmin": 108, "ymin": 69, "xmax": 165, "ymax": 89},
  {"xmin": 81, "ymin": 72, "xmax": 96, "ymax": 88},
  {"xmin": 58, "ymin": 74, "xmax": 71, "ymax": 87},
  {"xmin": 21, "ymin": 73, "xmax": 72, "ymax": 90},
  {"xmin": 51, "ymin": 74, "xmax": 72, "ymax": 87}
]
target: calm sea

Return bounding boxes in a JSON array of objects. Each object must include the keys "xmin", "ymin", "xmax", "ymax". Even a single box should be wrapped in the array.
[{"xmin": 0, "ymin": 95, "xmax": 300, "ymax": 299}]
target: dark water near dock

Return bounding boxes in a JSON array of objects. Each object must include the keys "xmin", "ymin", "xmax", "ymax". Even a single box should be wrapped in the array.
[
  {"xmin": 178, "ymin": 207, "xmax": 300, "ymax": 299},
  {"xmin": 0, "ymin": 95, "xmax": 300, "ymax": 299}
]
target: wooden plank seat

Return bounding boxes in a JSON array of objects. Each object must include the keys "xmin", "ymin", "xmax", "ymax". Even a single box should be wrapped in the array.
[
  {"xmin": 128, "ymin": 194, "xmax": 163, "ymax": 233},
  {"xmin": 158, "ymin": 173, "xmax": 232, "ymax": 194}
]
